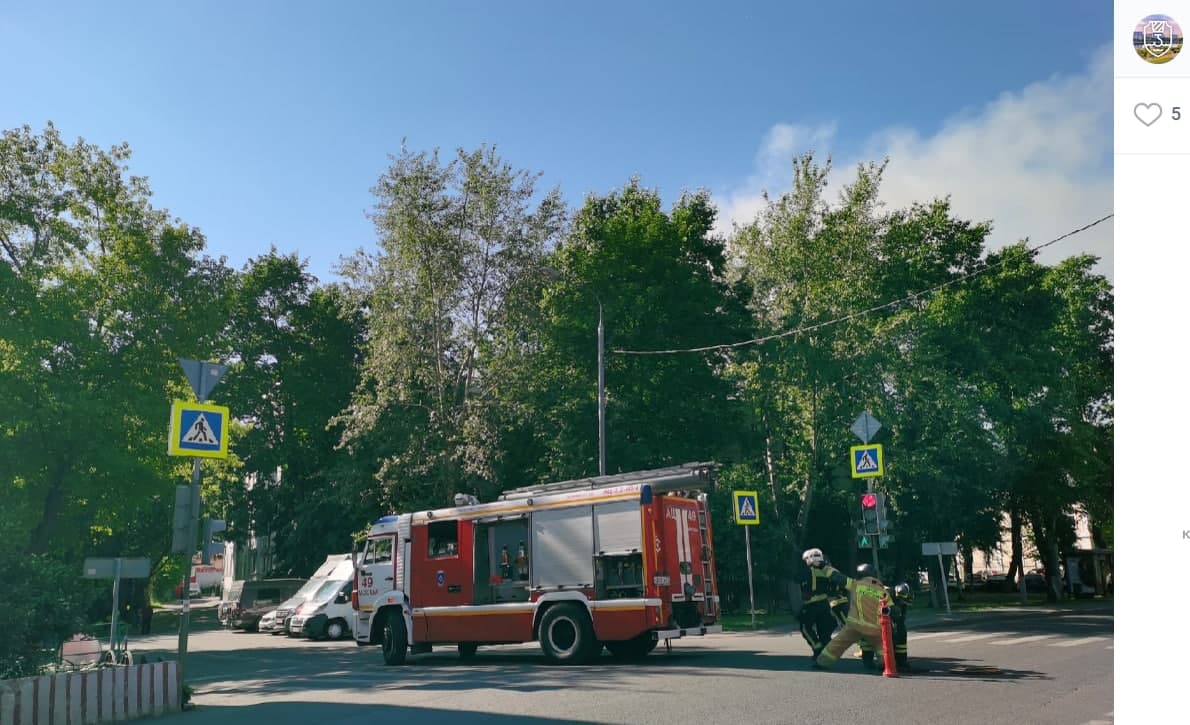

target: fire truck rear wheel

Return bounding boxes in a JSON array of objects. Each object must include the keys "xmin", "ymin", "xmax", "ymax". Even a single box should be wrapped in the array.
[
  {"xmin": 605, "ymin": 632, "xmax": 658, "ymax": 660},
  {"xmin": 539, "ymin": 603, "xmax": 598, "ymax": 664},
  {"xmin": 381, "ymin": 610, "xmax": 408, "ymax": 666},
  {"xmin": 458, "ymin": 642, "xmax": 479, "ymax": 660}
]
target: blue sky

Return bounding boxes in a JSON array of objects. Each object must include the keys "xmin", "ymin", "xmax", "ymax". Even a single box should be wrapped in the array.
[{"xmin": 2, "ymin": 1, "xmax": 1114, "ymax": 283}]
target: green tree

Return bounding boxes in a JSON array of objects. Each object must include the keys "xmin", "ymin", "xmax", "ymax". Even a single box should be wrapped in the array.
[
  {"xmin": 512, "ymin": 179, "xmax": 755, "ymax": 482},
  {"xmin": 729, "ymin": 154, "xmax": 894, "ymax": 565},
  {"xmin": 725, "ymin": 151, "xmax": 1113, "ymax": 599},
  {"xmin": 0, "ymin": 123, "xmax": 232, "ymax": 560},
  {"xmin": 334, "ymin": 143, "xmax": 566, "ymax": 512},
  {"xmin": 217, "ymin": 251, "xmax": 366, "ymax": 576},
  {"xmin": 1, "ymin": 123, "xmax": 236, "ymax": 671}
]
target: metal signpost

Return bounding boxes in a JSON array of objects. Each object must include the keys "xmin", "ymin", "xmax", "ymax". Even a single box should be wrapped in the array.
[
  {"xmin": 850, "ymin": 411, "xmax": 884, "ymax": 574},
  {"xmin": 169, "ymin": 358, "xmax": 228, "ymax": 684},
  {"xmin": 922, "ymin": 541, "xmax": 958, "ymax": 613},
  {"xmin": 83, "ymin": 557, "xmax": 151, "ymax": 662},
  {"xmin": 732, "ymin": 490, "xmax": 760, "ymax": 627}
]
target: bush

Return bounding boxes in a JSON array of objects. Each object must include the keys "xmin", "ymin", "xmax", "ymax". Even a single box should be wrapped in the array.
[{"xmin": 0, "ymin": 548, "xmax": 89, "ymax": 679}]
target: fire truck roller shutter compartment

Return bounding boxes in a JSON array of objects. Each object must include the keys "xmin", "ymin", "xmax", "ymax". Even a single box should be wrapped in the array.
[
  {"xmin": 594, "ymin": 500, "xmax": 643, "ymax": 555},
  {"xmin": 532, "ymin": 505, "xmax": 595, "ymax": 589}
]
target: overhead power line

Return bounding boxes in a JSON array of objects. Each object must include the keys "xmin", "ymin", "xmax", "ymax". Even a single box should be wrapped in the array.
[{"xmin": 611, "ymin": 213, "xmax": 1113, "ymax": 356}]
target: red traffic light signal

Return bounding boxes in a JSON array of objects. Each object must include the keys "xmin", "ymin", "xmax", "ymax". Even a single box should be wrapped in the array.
[{"xmin": 861, "ymin": 493, "xmax": 877, "ymax": 508}]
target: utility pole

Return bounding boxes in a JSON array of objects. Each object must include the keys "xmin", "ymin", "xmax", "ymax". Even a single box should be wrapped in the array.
[{"xmin": 598, "ymin": 303, "xmax": 606, "ymax": 476}]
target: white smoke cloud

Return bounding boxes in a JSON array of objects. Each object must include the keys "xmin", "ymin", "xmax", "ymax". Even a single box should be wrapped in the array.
[{"xmin": 714, "ymin": 47, "xmax": 1113, "ymax": 281}]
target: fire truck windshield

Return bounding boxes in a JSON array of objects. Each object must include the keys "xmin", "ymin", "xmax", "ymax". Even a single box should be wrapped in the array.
[{"xmin": 363, "ymin": 536, "xmax": 393, "ymax": 564}]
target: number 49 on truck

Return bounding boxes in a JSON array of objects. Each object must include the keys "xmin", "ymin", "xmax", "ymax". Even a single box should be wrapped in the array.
[{"xmin": 352, "ymin": 462, "xmax": 723, "ymax": 665}]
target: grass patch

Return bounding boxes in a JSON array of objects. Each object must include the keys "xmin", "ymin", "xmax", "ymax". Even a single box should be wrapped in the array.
[
  {"xmin": 719, "ymin": 611, "xmax": 799, "ymax": 632},
  {"xmin": 85, "ymin": 605, "xmax": 224, "ymax": 639},
  {"xmin": 907, "ymin": 592, "xmax": 1110, "ymax": 618}
]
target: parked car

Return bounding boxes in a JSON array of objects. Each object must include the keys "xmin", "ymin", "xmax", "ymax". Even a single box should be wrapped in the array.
[
  {"xmin": 1024, "ymin": 571, "xmax": 1047, "ymax": 593},
  {"xmin": 219, "ymin": 579, "xmax": 305, "ymax": 631},
  {"xmin": 288, "ymin": 578, "xmax": 355, "ymax": 640},
  {"xmin": 257, "ymin": 609, "xmax": 281, "ymax": 633},
  {"xmin": 269, "ymin": 554, "xmax": 354, "ymax": 634}
]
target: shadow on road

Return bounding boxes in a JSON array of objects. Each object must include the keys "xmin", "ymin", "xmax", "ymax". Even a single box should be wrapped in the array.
[
  {"xmin": 157, "ymin": 701, "xmax": 601, "ymax": 725},
  {"xmin": 890, "ymin": 657, "xmax": 1051, "ymax": 683},
  {"xmin": 185, "ymin": 644, "xmax": 815, "ymax": 698}
]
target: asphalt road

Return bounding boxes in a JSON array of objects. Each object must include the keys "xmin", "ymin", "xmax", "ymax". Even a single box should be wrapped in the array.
[{"xmin": 143, "ymin": 604, "xmax": 1113, "ymax": 725}]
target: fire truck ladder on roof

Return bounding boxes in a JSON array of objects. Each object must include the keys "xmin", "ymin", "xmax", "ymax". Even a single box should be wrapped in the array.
[{"xmin": 497, "ymin": 462, "xmax": 718, "ymax": 501}]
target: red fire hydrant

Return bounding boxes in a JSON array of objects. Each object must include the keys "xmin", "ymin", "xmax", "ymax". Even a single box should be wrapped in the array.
[{"xmin": 880, "ymin": 594, "xmax": 898, "ymax": 678}]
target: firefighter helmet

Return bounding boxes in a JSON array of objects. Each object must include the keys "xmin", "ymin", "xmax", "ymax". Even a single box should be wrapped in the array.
[
  {"xmin": 856, "ymin": 563, "xmax": 875, "ymax": 579},
  {"xmin": 802, "ymin": 548, "xmax": 825, "ymax": 568},
  {"xmin": 894, "ymin": 582, "xmax": 912, "ymax": 599}
]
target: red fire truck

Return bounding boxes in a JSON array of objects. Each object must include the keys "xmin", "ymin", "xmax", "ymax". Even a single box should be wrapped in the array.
[{"xmin": 352, "ymin": 462, "xmax": 723, "ymax": 665}]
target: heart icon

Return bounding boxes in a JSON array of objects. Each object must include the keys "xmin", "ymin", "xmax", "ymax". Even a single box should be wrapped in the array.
[{"xmin": 1135, "ymin": 102, "xmax": 1163, "ymax": 126}]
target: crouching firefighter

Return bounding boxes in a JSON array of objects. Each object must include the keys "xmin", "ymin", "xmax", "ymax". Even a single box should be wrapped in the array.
[
  {"xmin": 814, "ymin": 571, "xmax": 887, "ymax": 670},
  {"xmin": 797, "ymin": 548, "xmax": 849, "ymax": 660},
  {"xmin": 854, "ymin": 565, "xmax": 912, "ymax": 671}
]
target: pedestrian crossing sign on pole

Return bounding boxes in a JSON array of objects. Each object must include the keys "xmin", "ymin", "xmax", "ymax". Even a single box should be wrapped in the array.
[
  {"xmin": 168, "ymin": 401, "xmax": 230, "ymax": 459},
  {"xmin": 849, "ymin": 444, "xmax": 884, "ymax": 478},
  {"xmin": 733, "ymin": 490, "xmax": 760, "ymax": 526}
]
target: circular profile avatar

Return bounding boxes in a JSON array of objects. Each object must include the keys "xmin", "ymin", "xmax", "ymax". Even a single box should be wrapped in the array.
[{"xmin": 1135, "ymin": 14, "xmax": 1183, "ymax": 64}]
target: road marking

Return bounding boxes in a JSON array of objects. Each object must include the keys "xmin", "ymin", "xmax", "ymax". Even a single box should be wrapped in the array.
[
  {"xmin": 988, "ymin": 635, "xmax": 1054, "ymax": 645},
  {"xmin": 908, "ymin": 631, "xmax": 961, "ymax": 640},
  {"xmin": 1050, "ymin": 636, "xmax": 1107, "ymax": 648},
  {"xmin": 943, "ymin": 633, "xmax": 998, "ymax": 643}
]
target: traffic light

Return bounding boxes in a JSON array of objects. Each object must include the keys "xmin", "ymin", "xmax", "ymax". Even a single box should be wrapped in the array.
[
  {"xmin": 201, "ymin": 519, "xmax": 226, "ymax": 565},
  {"xmin": 860, "ymin": 493, "xmax": 879, "ymax": 535},
  {"xmin": 876, "ymin": 492, "xmax": 890, "ymax": 534}
]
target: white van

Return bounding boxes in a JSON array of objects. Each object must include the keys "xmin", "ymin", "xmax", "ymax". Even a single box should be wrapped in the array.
[
  {"xmin": 288, "ymin": 558, "xmax": 356, "ymax": 640},
  {"xmin": 265, "ymin": 554, "xmax": 352, "ymax": 635}
]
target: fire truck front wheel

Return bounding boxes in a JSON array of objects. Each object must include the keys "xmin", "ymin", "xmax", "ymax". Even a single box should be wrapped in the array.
[
  {"xmin": 380, "ymin": 610, "xmax": 408, "ymax": 666},
  {"xmin": 539, "ymin": 603, "xmax": 598, "ymax": 665}
]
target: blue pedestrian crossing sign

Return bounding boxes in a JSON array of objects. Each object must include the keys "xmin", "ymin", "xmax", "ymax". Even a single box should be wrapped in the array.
[
  {"xmin": 850, "ymin": 444, "xmax": 884, "ymax": 478},
  {"xmin": 168, "ymin": 401, "xmax": 230, "ymax": 459},
  {"xmin": 733, "ymin": 490, "xmax": 760, "ymax": 526}
]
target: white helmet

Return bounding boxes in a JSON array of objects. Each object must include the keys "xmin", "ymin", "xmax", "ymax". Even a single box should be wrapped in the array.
[{"xmin": 802, "ymin": 548, "xmax": 824, "ymax": 567}]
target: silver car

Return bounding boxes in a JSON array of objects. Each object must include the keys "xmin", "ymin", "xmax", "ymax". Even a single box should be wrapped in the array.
[{"xmin": 257, "ymin": 609, "xmax": 281, "ymax": 633}]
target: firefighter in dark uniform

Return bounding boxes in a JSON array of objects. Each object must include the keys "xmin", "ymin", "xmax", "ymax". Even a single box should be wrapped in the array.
[
  {"xmin": 796, "ymin": 548, "xmax": 849, "ymax": 660},
  {"xmin": 854, "ymin": 563, "xmax": 912, "ymax": 671}
]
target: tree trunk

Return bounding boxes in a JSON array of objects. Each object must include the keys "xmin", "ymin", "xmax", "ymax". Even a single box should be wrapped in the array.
[
  {"xmin": 1009, "ymin": 509, "xmax": 1026, "ymax": 602},
  {"xmin": 792, "ymin": 383, "xmax": 819, "ymax": 549},
  {"xmin": 762, "ymin": 413, "xmax": 779, "ymax": 521},
  {"xmin": 1029, "ymin": 512, "xmax": 1063, "ymax": 603},
  {"xmin": 28, "ymin": 461, "xmax": 69, "ymax": 554}
]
